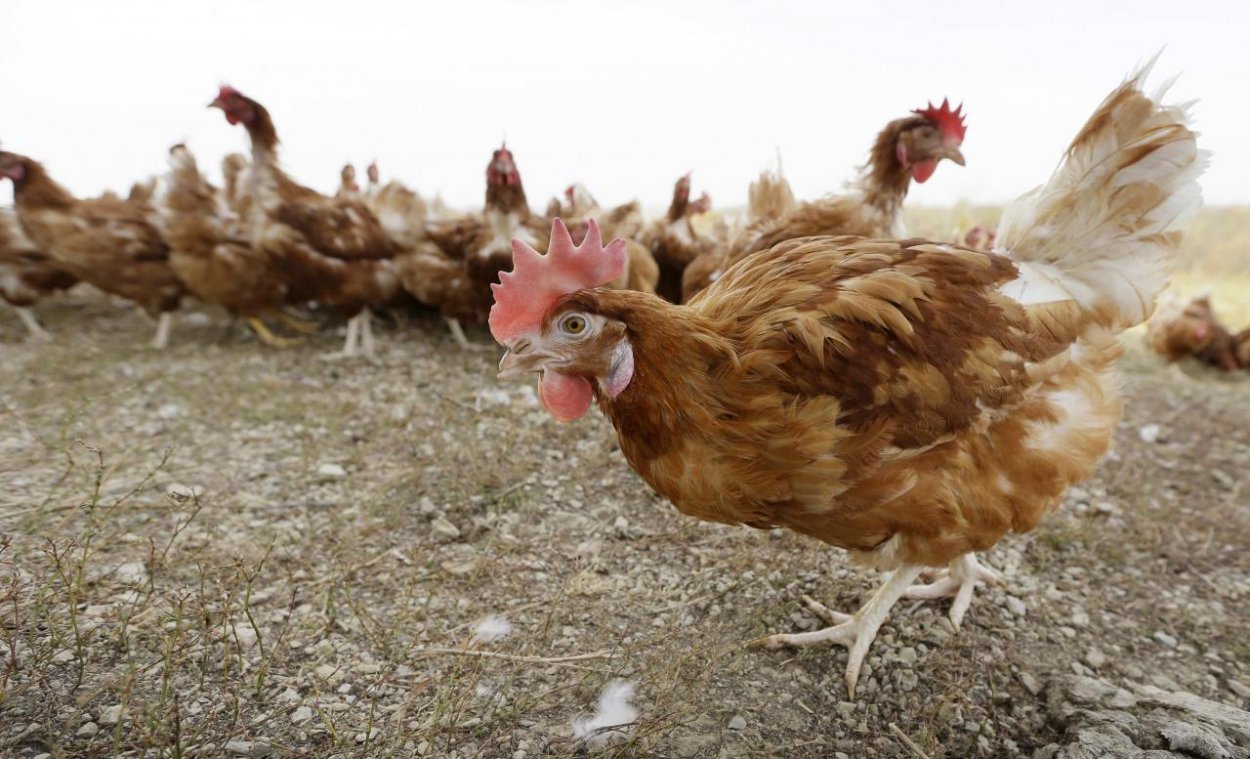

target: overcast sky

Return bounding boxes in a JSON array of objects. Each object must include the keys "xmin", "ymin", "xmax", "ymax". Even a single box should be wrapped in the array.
[{"xmin": 3, "ymin": 0, "xmax": 1245, "ymax": 212}]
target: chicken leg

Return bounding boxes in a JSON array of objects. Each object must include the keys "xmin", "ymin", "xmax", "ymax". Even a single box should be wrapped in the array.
[
  {"xmin": 246, "ymin": 318, "xmax": 303, "ymax": 348},
  {"xmin": 903, "ymin": 553, "xmax": 1003, "ymax": 629},
  {"xmin": 750, "ymin": 564, "xmax": 925, "ymax": 699},
  {"xmin": 15, "ymin": 307, "xmax": 52, "ymax": 342},
  {"xmin": 150, "ymin": 312, "xmax": 173, "ymax": 350},
  {"xmin": 444, "ymin": 317, "xmax": 492, "ymax": 351},
  {"xmin": 277, "ymin": 312, "xmax": 321, "ymax": 335}
]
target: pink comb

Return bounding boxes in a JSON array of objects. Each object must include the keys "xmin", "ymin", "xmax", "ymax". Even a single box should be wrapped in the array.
[
  {"xmin": 913, "ymin": 99, "xmax": 967, "ymax": 144},
  {"xmin": 489, "ymin": 218, "xmax": 627, "ymax": 345}
]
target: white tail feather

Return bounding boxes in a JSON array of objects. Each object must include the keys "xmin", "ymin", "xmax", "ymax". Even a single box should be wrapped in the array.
[{"xmin": 996, "ymin": 58, "xmax": 1208, "ymax": 329}]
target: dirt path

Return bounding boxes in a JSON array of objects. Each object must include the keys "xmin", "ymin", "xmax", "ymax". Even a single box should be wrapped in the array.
[{"xmin": 2, "ymin": 295, "xmax": 1248, "ymax": 758}]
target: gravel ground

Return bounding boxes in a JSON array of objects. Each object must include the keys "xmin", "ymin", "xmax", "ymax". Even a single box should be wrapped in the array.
[{"xmin": 1, "ymin": 291, "xmax": 1248, "ymax": 758}]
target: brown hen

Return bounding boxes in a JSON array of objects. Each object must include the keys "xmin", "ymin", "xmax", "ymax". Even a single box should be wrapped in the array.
[{"xmin": 490, "ymin": 64, "xmax": 1204, "ymax": 697}]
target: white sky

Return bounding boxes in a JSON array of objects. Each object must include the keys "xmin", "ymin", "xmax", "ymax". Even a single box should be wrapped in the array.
[{"xmin": 3, "ymin": 0, "xmax": 1245, "ymax": 212}]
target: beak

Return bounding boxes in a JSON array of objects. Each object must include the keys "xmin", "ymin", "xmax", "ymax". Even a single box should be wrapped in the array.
[
  {"xmin": 208, "ymin": 98, "xmax": 225, "ymax": 110},
  {"xmin": 497, "ymin": 348, "xmax": 553, "ymax": 381},
  {"xmin": 942, "ymin": 144, "xmax": 966, "ymax": 166}
]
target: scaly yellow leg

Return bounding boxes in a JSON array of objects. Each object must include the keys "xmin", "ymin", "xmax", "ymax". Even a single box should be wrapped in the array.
[{"xmin": 277, "ymin": 312, "xmax": 321, "ymax": 335}]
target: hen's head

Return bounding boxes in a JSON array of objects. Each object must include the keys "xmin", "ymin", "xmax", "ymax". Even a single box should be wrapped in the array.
[
  {"xmin": 963, "ymin": 224, "xmax": 996, "ymax": 250},
  {"xmin": 209, "ymin": 85, "xmax": 261, "ymax": 127},
  {"xmin": 1159, "ymin": 294, "xmax": 1220, "ymax": 354},
  {"xmin": 895, "ymin": 99, "xmax": 967, "ymax": 183},
  {"xmin": 367, "ymin": 161, "xmax": 379, "ymax": 184},
  {"xmin": 491, "ymin": 218, "xmax": 631, "ymax": 422},
  {"xmin": 0, "ymin": 150, "xmax": 29, "ymax": 183},
  {"xmin": 487, "ymin": 144, "xmax": 521, "ymax": 187},
  {"xmin": 341, "ymin": 163, "xmax": 359, "ymax": 191},
  {"xmin": 689, "ymin": 191, "xmax": 712, "ymax": 215}
]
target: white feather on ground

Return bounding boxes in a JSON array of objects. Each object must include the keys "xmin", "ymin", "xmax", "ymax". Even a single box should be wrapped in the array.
[
  {"xmin": 471, "ymin": 615, "xmax": 512, "ymax": 644},
  {"xmin": 572, "ymin": 680, "xmax": 638, "ymax": 748}
]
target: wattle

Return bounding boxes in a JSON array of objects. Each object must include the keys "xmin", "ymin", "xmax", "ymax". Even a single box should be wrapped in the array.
[{"xmin": 538, "ymin": 371, "xmax": 594, "ymax": 423}]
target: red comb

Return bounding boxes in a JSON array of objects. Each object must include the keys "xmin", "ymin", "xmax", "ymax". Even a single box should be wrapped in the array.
[
  {"xmin": 489, "ymin": 218, "xmax": 627, "ymax": 345},
  {"xmin": 914, "ymin": 99, "xmax": 966, "ymax": 144}
]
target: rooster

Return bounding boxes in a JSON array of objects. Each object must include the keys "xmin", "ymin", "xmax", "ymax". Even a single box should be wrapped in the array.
[
  {"xmin": 1147, "ymin": 293, "xmax": 1241, "ymax": 371},
  {"xmin": 642, "ymin": 173, "xmax": 716, "ymax": 303},
  {"xmin": 210, "ymin": 85, "xmax": 400, "ymax": 360},
  {"xmin": 0, "ymin": 151, "xmax": 184, "ymax": 348},
  {"xmin": 683, "ymin": 101, "xmax": 967, "ymax": 300},
  {"xmin": 161, "ymin": 144, "xmax": 300, "ymax": 346},
  {"xmin": 0, "ymin": 208, "xmax": 77, "ymax": 340},
  {"xmin": 490, "ymin": 64, "xmax": 1203, "ymax": 698}
]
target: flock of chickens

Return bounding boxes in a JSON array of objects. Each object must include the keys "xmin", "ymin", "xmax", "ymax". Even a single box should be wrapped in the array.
[{"xmin": 0, "ymin": 86, "xmax": 971, "ymax": 358}]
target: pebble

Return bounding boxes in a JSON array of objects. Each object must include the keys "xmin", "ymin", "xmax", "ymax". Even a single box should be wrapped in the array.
[
  {"xmin": 836, "ymin": 701, "xmax": 857, "ymax": 719},
  {"xmin": 98, "ymin": 704, "xmax": 124, "ymax": 726},
  {"xmin": 290, "ymin": 706, "xmax": 313, "ymax": 724},
  {"xmin": 1019, "ymin": 672, "xmax": 1043, "ymax": 695},
  {"xmin": 224, "ymin": 741, "xmax": 255, "ymax": 755},
  {"xmin": 316, "ymin": 463, "xmax": 347, "ymax": 480},
  {"xmin": 1153, "ymin": 631, "xmax": 1179, "ymax": 648},
  {"xmin": 355, "ymin": 727, "xmax": 381, "ymax": 743},
  {"xmin": 728, "ymin": 715, "xmax": 747, "ymax": 731},
  {"xmin": 76, "ymin": 722, "xmax": 99, "ymax": 737},
  {"xmin": 1227, "ymin": 680, "xmax": 1250, "ymax": 699},
  {"xmin": 430, "ymin": 517, "xmax": 461, "ymax": 541},
  {"xmin": 416, "ymin": 739, "xmax": 431, "ymax": 755},
  {"xmin": 1005, "ymin": 596, "xmax": 1027, "ymax": 617},
  {"xmin": 1084, "ymin": 648, "xmax": 1107, "ymax": 669},
  {"xmin": 897, "ymin": 647, "xmax": 918, "ymax": 666},
  {"xmin": 1139, "ymin": 424, "xmax": 1162, "ymax": 444}
]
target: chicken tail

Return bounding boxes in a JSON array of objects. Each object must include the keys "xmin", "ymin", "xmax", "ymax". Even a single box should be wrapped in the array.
[{"xmin": 995, "ymin": 56, "xmax": 1207, "ymax": 329}]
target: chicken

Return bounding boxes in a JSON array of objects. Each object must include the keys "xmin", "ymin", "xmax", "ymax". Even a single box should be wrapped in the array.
[
  {"xmin": 490, "ymin": 64, "xmax": 1203, "ymax": 698},
  {"xmin": 642, "ymin": 173, "xmax": 717, "ymax": 302},
  {"xmin": 680, "ymin": 168, "xmax": 794, "ymax": 302},
  {"xmin": 682, "ymin": 101, "xmax": 967, "ymax": 300},
  {"xmin": 161, "ymin": 144, "xmax": 298, "ymax": 346},
  {"xmin": 0, "ymin": 208, "xmax": 77, "ymax": 340},
  {"xmin": 0, "ymin": 151, "xmax": 184, "ymax": 348},
  {"xmin": 363, "ymin": 163, "xmax": 430, "ymax": 251},
  {"xmin": 336, "ymin": 163, "xmax": 361, "ymax": 201},
  {"xmin": 398, "ymin": 144, "xmax": 548, "ymax": 347},
  {"xmin": 1146, "ymin": 293, "xmax": 1241, "ymax": 371},
  {"xmin": 210, "ymin": 85, "xmax": 400, "ymax": 359},
  {"xmin": 962, "ymin": 224, "xmax": 997, "ymax": 251}
]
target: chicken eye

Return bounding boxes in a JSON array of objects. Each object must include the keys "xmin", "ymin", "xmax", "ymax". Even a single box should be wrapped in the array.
[{"xmin": 560, "ymin": 314, "xmax": 588, "ymax": 336}]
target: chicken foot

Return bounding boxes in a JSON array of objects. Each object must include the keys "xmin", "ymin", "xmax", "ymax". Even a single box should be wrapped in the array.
[
  {"xmin": 444, "ymin": 317, "xmax": 492, "ymax": 351},
  {"xmin": 749, "ymin": 564, "xmax": 925, "ymax": 699},
  {"xmin": 321, "ymin": 309, "xmax": 377, "ymax": 362},
  {"xmin": 903, "ymin": 553, "xmax": 1004, "ymax": 629}
]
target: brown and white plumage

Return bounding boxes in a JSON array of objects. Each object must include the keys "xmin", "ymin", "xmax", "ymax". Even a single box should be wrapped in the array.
[
  {"xmin": 0, "ymin": 151, "xmax": 184, "ymax": 348},
  {"xmin": 683, "ymin": 103, "xmax": 967, "ymax": 301},
  {"xmin": 492, "ymin": 63, "xmax": 1204, "ymax": 698},
  {"xmin": 211, "ymin": 86, "xmax": 400, "ymax": 359},
  {"xmin": 0, "ymin": 208, "xmax": 77, "ymax": 340}
]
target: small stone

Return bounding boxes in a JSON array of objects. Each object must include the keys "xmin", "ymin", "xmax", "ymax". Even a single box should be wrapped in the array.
[
  {"xmin": 613, "ymin": 515, "xmax": 630, "ymax": 536},
  {"xmin": 416, "ymin": 739, "xmax": 431, "ymax": 756},
  {"xmin": 728, "ymin": 715, "xmax": 747, "ymax": 731},
  {"xmin": 1153, "ymin": 631, "xmax": 1179, "ymax": 648},
  {"xmin": 430, "ymin": 517, "xmax": 461, "ymax": 541},
  {"xmin": 157, "ymin": 403, "xmax": 183, "ymax": 419},
  {"xmin": 167, "ymin": 483, "xmax": 203, "ymax": 499},
  {"xmin": 291, "ymin": 706, "xmax": 313, "ymax": 724},
  {"xmin": 98, "ymin": 704, "xmax": 124, "ymax": 726},
  {"xmin": 1019, "ymin": 672, "xmax": 1043, "ymax": 695},
  {"xmin": 513, "ymin": 752, "xmax": 527, "ymax": 759},
  {"xmin": 77, "ymin": 722, "xmax": 99, "ymax": 737},
  {"xmin": 1084, "ymin": 648, "xmax": 1107, "ymax": 669},
  {"xmin": 224, "ymin": 741, "xmax": 254, "ymax": 755},
  {"xmin": 836, "ymin": 701, "xmax": 857, "ymax": 719},
  {"xmin": 897, "ymin": 647, "xmax": 918, "ymax": 666},
  {"xmin": 316, "ymin": 463, "xmax": 347, "ymax": 480},
  {"xmin": 313, "ymin": 664, "xmax": 339, "ymax": 680},
  {"xmin": 1139, "ymin": 424, "xmax": 1162, "ymax": 444},
  {"xmin": 1227, "ymin": 680, "xmax": 1250, "ymax": 699},
  {"xmin": 1005, "ymin": 596, "xmax": 1027, "ymax": 617},
  {"xmin": 355, "ymin": 727, "xmax": 381, "ymax": 743}
]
